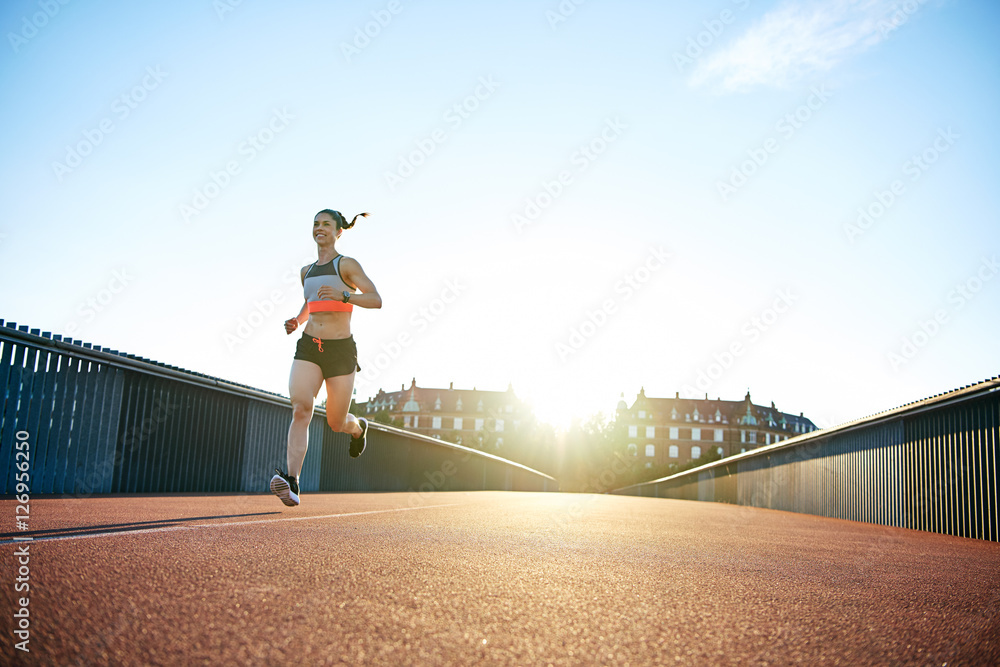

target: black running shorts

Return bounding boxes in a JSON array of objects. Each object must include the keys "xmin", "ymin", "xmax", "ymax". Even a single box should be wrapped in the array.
[{"xmin": 294, "ymin": 334, "xmax": 361, "ymax": 379}]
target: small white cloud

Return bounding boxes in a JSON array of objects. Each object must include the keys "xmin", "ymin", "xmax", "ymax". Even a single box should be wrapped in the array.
[{"xmin": 691, "ymin": 0, "xmax": 924, "ymax": 92}]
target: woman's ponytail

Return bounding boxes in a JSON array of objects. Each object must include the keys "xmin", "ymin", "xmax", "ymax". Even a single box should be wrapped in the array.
[
  {"xmin": 344, "ymin": 212, "xmax": 370, "ymax": 229},
  {"xmin": 316, "ymin": 209, "xmax": 370, "ymax": 230}
]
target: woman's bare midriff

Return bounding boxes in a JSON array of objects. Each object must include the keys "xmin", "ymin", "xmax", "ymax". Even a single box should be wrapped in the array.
[{"xmin": 302, "ymin": 311, "xmax": 352, "ymax": 340}]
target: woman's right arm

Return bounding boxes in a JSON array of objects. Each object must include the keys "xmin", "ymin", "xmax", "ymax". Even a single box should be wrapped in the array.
[
  {"xmin": 285, "ymin": 301, "xmax": 309, "ymax": 334},
  {"xmin": 285, "ymin": 265, "xmax": 310, "ymax": 334}
]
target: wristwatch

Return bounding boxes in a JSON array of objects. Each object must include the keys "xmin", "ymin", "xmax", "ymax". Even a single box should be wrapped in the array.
[{"xmin": 342, "ymin": 291, "xmax": 351, "ymax": 303}]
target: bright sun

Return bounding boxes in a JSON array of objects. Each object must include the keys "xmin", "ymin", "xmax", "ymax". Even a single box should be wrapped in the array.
[{"xmin": 521, "ymin": 383, "xmax": 618, "ymax": 432}]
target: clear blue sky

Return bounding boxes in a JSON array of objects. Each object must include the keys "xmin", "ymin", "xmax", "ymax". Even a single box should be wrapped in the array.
[{"xmin": 1, "ymin": 0, "xmax": 997, "ymax": 429}]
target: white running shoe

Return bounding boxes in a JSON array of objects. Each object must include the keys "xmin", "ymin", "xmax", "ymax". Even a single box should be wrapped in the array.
[{"xmin": 270, "ymin": 468, "xmax": 300, "ymax": 507}]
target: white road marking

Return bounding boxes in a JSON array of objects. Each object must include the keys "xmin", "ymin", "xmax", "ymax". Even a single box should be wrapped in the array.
[{"xmin": 0, "ymin": 503, "xmax": 461, "ymax": 545}]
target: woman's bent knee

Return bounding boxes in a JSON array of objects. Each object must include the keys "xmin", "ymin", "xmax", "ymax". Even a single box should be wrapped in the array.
[{"xmin": 326, "ymin": 415, "xmax": 351, "ymax": 433}]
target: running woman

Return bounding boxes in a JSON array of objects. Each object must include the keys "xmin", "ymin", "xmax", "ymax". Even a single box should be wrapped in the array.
[{"xmin": 270, "ymin": 209, "xmax": 382, "ymax": 507}]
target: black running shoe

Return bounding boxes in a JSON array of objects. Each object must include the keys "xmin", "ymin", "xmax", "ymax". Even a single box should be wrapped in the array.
[
  {"xmin": 349, "ymin": 417, "xmax": 369, "ymax": 458},
  {"xmin": 270, "ymin": 468, "xmax": 300, "ymax": 507}
]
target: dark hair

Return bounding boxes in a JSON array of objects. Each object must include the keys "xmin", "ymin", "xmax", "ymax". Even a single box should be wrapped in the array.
[{"xmin": 317, "ymin": 209, "xmax": 370, "ymax": 230}]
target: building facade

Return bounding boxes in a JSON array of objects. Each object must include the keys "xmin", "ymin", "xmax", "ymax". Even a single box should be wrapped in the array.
[
  {"xmin": 356, "ymin": 378, "xmax": 529, "ymax": 448},
  {"xmin": 617, "ymin": 388, "xmax": 817, "ymax": 467}
]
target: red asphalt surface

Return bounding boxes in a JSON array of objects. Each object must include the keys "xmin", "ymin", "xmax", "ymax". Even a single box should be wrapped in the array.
[{"xmin": 1, "ymin": 491, "xmax": 999, "ymax": 666}]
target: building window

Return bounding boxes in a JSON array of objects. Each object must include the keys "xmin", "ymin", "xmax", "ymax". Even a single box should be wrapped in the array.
[
  {"xmin": 628, "ymin": 425, "xmax": 638, "ymax": 438},
  {"xmin": 638, "ymin": 410, "xmax": 646, "ymax": 419},
  {"xmin": 645, "ymin": 444, "xmax": 655, "ymax": 457},
  {"xmin": 432, "ymin": 416, "xmax": 442, "ymax": 430},
  {"xmin": 741, "ymin": 448, "xmax": 746, "ymax": 453},
  {"xmin": 496, "ymin": 419, "xmax": 504, "ymax": 432},
  {"xmin": 412, "ymin": 416, "xmax": 419, "ymax": 428},
  {"xmin": 434, "ymin": 397, "xmax": 442, "ymax": 411},
  {"xmin": 475, "ymin": 418, "xmax": 484, "ymax": 431},
  {"xmin": 749, "ymin": 431, "xmax": 757, "ymax": 444},
  {"xmin": 671, "ymin": 408, "xmax": 678, "ymax": 421},
  {"xmin": 740, "ymin": 430, "xmax": 746, "ymax": 443},
  {"xmin": 714, "ymin": 429, "xmax": 723, "ymax": 442},
  {"xmin": 691, "ymin": 428, "xmax": 701, "ymax": 441},
  {"xmin": 691, "ymin": 446, "xmax": 702, "ymax": 459},
  {"xmin": 669, "ymin": 445, "xmax": 679, "ymax": 458},
  {"xmin": 693, "ymin": 408, "xmax": 700, "ymax": 421},
  {"xmin": 717, "ymin": 447, "xmax": 724, "ymax": 456},
  {"xmin": 766, "ymin": 433, "xmax": 771, "ymax": 445},
  {"xmin": 454, "ymin": 417, "xmax": 463, "ymax": 430},
  {"xmin": 669, "ymin": 427, "xmax": 678, "ymax": 440},
  {"xmin": 627, "ymin": 443, "xmax": 637, "ymax": 456},
  {"xmin": 646, "ymin": 426, "xmax": 655, "ymax": 439},
  {"xmin": 403, "ymin": 416, "xmax": 411, "ymax": 428}
]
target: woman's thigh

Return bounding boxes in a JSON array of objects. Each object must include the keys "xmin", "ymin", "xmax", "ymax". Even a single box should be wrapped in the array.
[
  {"xmin": 324, "ymin": 371, "xmax": 356, "ymax": 425},
  {"xmin": 289, "ymin": 360, "xmax": 325, "ymax": 408}
]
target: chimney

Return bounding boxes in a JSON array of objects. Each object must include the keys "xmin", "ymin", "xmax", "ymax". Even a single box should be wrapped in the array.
[
  {"xmin": 449, "ymin": 381, "xmax": 454, "ymax": 390},
  {"xmin": 675, "ymin": 391, "xmax": 679, "ymax": 399}
]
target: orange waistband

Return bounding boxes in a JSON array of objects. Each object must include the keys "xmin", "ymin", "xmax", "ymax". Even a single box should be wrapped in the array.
[{"xmin": 308, "ymin": 300, "xmax": 353, "ymax": 313}]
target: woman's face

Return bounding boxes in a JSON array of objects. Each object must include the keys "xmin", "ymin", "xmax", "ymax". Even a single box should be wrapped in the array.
[{"xmin": 313, "ymin": 212, "xmax": 340, "ymax": 244}]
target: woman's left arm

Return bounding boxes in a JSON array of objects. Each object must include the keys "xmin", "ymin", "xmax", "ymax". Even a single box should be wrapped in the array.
[{"xmin": 340, "ymin": 257, "xmax": 382, "ymax": 309}]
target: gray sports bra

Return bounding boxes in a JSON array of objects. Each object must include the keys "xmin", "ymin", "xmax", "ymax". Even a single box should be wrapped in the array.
[{"xmin": 303, "ymin": 255, "xmax": 355, "ymax": 313}]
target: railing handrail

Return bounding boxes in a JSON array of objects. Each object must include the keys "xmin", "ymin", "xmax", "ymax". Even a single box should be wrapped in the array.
[
  {"xmin": 1, "ymin": 320, "xmax": 557, "ymax": 484},
  {"xmin": 366, "ymin": 420, "xmax": 558, "ymax": 483},
  {"xmin": 1, "ymin": 321, "xmax": 292, "ymax": 407},
  {"xmin": 614, "ymin": 374, "xmax": 1000, "ymax": 494}
]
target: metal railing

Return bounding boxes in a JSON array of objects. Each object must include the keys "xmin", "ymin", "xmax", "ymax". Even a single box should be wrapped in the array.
[
  {"xmin": 612, "ymin": 377, "xmax": 999, "ymax": 542},
  {"xmin": 0, "ymin": 321, "xmax": 557, "ymax": 496}
]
